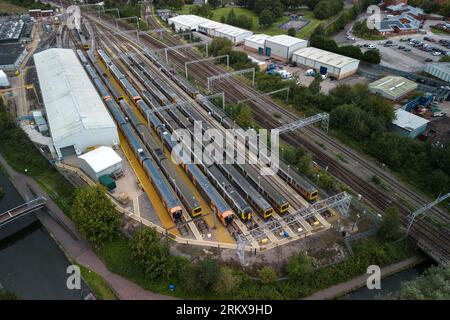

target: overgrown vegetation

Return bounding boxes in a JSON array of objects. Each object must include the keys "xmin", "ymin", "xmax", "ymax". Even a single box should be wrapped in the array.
[
  {"xmin": 0, "ymin": 185, "xmax": 4, "ymax": 199},
  {"xmin": 70, "ymin": 186, "xmax": 121, "ymax": 248},
  {"xmin": 3, "ymin": 0, "xmax": 51, "ymax": 10},
  {"xmin": 378, "ymin": 206, "xmax": 403, "ymax": 242},
  {"xmin": 353, "ymin": 20, "xmax": 386, "ymax": 40},
  {"xmin": 96, "ymin": 231, "xmax": 413, "ymax": 299},
  {"xmin": 382, "ymin": 264, "xmax": 450, "ymax": 299},
  {"xmin": 0, "ymin": 98, "xmax": 74, "ymax": 212},
  {"xmin": 408, "ymin": 0, "xmax": 450, "ymax": 16},
  {"xmin": 0, "ymin": 289, "xmax": 17, "ymax": 300}
]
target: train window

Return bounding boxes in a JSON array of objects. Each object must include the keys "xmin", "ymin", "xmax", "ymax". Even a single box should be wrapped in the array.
[
  {"xmin": 281, "ymin": 203, "xmax": 289, "ymax": 211},
  {"xmin": 311, "ymin": 191, "xmax": 318, "ymax": 198},
  {"xmin": 193, "ymin": 207, "xmax": 202, "ymax": 215}
]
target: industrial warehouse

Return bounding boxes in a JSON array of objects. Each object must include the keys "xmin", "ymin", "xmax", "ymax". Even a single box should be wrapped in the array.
[
  {"xmin": 34, "ymin": 48, "xmax": 119, "ymax": 158},
  {"xmin": 1, "ymin": 1, "xmax": 450, "ymax": 302},
  {"xmin": 292, "ymin": 47, "xmax": 360, "ymax": 80}
]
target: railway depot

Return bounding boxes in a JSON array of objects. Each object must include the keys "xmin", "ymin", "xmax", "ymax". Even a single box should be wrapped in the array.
[
  {"xmin": 3, "ymin": 3, "xmax": 450, "ymax": 301},
  {"xmin": 33, "ymin": 48, "xmax": 119, "ymax": 158}
]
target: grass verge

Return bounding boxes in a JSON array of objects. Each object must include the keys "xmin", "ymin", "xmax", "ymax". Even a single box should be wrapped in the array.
[{"xmin": 78, "ymin": 264, "xmax": 117, "ymax": 300}]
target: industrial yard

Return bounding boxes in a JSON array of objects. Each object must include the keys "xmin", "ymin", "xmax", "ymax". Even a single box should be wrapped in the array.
[{"xmin": 0, "ymin": 0, "xmax": 450, "ymax": 302}]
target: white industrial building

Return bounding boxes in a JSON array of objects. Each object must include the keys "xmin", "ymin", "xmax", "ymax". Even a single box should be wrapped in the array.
[
  {"xmin": 34, "ymin": 48, "xmax": 119, "ymax": 159},
  {"xmin": 198, "ymin": 20, "xmax": 224, "ymax": 36},
  {"xmin": 168, "ymin": 15, "xmax": 252, "ymax": 44},
  {"xmin": 391, "ymin": 109, "xmax": 429, "ymax": 138},
  {"xmin": 78, "ymin": 146, "xmax": 123, "ymax": 181},
  {"xmin": 244, "ymin": 34, "xmax": 271, "ymax": 54},
  {"xmin": 0, "ymin": 69, "xmax": 10, "ymax": 88},
  {"xmin": 424, "ymin": 63, "xmax": 450, "ymax": 83},
  {"xmin": 212, "ymin": 25, "xmax": 253, "ymax": 44},
  {"xmin": 168, "ymin": 15, "xmax": 210, "ymax": 32},
  {"xmin": 264, "ymin": 35, "xmax": 307, "ymax": 61},
  {"xmin": 292, "ymin": 47, "xmax": 360, "ymax": 80}
]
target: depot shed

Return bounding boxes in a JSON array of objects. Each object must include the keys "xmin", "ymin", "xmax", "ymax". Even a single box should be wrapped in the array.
[
  {"xmin": 292, "ymin": 47, "xmax": 360, "ymax": 80},
  {"xmin": 368, "ymin": 76, "xmax": 418, "ymax": 101},
  {"xmin": 264, "ymin": 35, "xmax": 307, "ymax": 61},
  {"xmin": 424, "ymin": 62, "xmax": 450, "ymax": 83},
  {"xmin": 391, "ymin": 109, "xmax": 429, "ymax": 138},
  {"xmin": 244, "ymin": 34, "xmax": 271, "ymax": 54},
  {"xmin": 167, "ymin": 15, "xmax": 210, "ymax": 32},
  {"xmin": 78, "ymin": 146, "xmax": 123, "ymax": 182},
  {"xmin": 212, "ymin": 25, "xmax": 253, "ymax": 44},
  {"xmin": 34, "ymin": 48, "xmax": 119, "ymax": 159}
]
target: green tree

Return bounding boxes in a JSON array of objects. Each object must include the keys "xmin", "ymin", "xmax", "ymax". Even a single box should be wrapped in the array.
[
  {"xmin": 70, "ymin": 186, "xmax": 120, "ymax": 247},
  {"xmin": 383, "ymin": 264, "xmax": 450, "ymax": 299},
  {"xmin": 309, "ymin": 74, "xmax": 322, "ymax": 94},
  {"xmin": 259, "ymin": 10, "xmax": 275, "ymax": 28},
  {"xmin": 0, "ymin": 289, "xmax": 17, "ymax": 300},
  {"xmin": 362, "ymin": 49, "xmax": 381, "ymax": 64},
  {"xmin": 286, "ymin": 255, "xmax": 313, "ymax": 281},
  {"xmin": 259, "ymin": 266, "xmax": 278, "ymax": 284},
  {"xmin": 213, "ymin": 266, "xmax": 237, "ymax": 295},
  {"xmin": 130, "ymin": 227, "xmax": 173, "ymax": 281},
  {"xmin": 194, "ymin": 259, "xmax": 221, "ymax": 293},
  {"xmin": 287, "ymin": 27, "xmax": 296, "ymax": 37},
  {"xmin": 0, "ymin": 185, "xmax": 4, "ymax": 199},
  {"xmin": 378, "ymin": 206, "xmax": 402, "ymax": 242}
]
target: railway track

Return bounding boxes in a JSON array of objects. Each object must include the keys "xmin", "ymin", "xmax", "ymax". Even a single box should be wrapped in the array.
[{"xmin": 84, "ymin": 10, "xmax": 450, "ymax": 262}]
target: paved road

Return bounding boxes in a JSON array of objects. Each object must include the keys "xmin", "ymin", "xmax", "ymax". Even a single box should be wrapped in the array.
[
  {"xmin": 0, "ymin": 153, "xmax": 177, "ymax": 300},
  {"xmin": 303, "ymin": 255, "xmax": 426, "ymax": 300}
]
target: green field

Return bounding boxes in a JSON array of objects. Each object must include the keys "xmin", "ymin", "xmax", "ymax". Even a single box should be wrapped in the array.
[
  {"xmin": 0, "ymin": 1, "xmax": 27, "ymax": 14},
  {"xmin": 176, "ymin": 6, "xmax": 327, "ymax": 39}
]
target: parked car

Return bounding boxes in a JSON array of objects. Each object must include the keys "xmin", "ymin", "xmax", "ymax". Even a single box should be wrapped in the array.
[
  {"xmin": 346, "ymin": 35, "xmax": 355, "ymax": 41},
  {"xmin": 367, "ymin": 44, "xmax": 376, "ymax": 49},
  {"xmin": 398, "ymin": 46, "xmax": 405, "ymax": 49},
  {"xmin": 305, "ymin": 69, "xmax": 316, "ymax": 77},
  {"xmin": 425, "ymin": 58, "xmax": 433, "ymax": 62},
  {"xmin": 433, "ymin": 51, "xmax": 441, "ymax": 56},
  {"xmin": 404, "ymin": 48, "xmax": 412, "ymax": 52}
]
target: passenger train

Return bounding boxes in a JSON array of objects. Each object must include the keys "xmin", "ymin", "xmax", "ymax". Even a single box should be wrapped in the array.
[{"xmin": 96, "ymin": 49, "xmax": 234, "ymax": 226}]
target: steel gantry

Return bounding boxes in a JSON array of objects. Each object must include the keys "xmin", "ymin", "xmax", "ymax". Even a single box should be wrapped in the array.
[
  {"xmin": 149, "ymin": 41, "xmax": 209, "ymax": 65},
  {"xmin": 116, "ymin": 16, "xmax": 141, "ymax": 40},
  {"xmin": 237, "ymin": 87, "xmax": 291, "ymax": 104},
  {"xmin": 147, "ymin": 93, "xmax": 226, "ymax": 114},
  {"xmin": 185, "ymin": 55, "xmax": 229, "ymax": 78},
  {"xmin": 97, "ymin": 7, "xmax": 120, "ymax": 29},
  {"xmin": 207, "ymin": 68, "xmax": 255, "ymax": 93},
  {"xmin": 236, "ymin": 192, "xmax": 352, "ymax": 265},
  {"xmin": 274, "ymin": 112, "xmax": 330, "ymax": 134},
  {"xmin": 405, "ymin": 192, "xmax": 450, "ymax": 236}
]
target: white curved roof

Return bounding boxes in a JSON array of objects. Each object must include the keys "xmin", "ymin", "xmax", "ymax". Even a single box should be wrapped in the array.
[
  {"xmin": 33, "ymin": 48, "xmax": 116, "ymax": 144},
  {"xmin": 79, "ymin": 146, "xmax": 122, "ymax": 173}
]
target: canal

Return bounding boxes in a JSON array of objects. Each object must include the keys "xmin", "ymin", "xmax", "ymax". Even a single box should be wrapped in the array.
[
  {"xmin": 340, "ymin": 260, "xmax": 433, "ymax": 300},
  {"xmin": 0, "ymin": 169, "xmax": 89, "ymax": 300}
]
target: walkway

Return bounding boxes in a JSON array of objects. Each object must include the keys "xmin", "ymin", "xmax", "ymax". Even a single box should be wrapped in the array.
[
  {"xmin": 303, "ymin": 255, "xmax": 426, "ymax": 300},
  {"xmin": 0, "ymin": 153, "xmax": 176, "ymax": 300}
]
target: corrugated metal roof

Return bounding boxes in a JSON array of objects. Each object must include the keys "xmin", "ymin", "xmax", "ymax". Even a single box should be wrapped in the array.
[
  {"xmin": 266, "ymin": 35, "xmax": 306, "ymax": 47},
  {"xmin": 214, "ymin": 24, "xmax": 252, "ymax": 37},
  {"xmin": 244, "ymin": 34, "xmax": 271, "ymax": 45},
  {"xmin": 392, "ymin": 109, "xmax": 429, "ymax": 131},
  {"xmin": 369, "ymin": 76, "xmax": 418, "ymax": 99},
  {"xmin": 168, "ymin": 15, "xmax": 210, "ymax": 28},
  {"xmin": 293, "ymin": 47, "xmax": 359, "ymax": 68},
  {"xmin": 425, "ymin": 62, "xmax": 450, "ymax": 74},
  {"xmin": 79, "ymin": 146, "xmax": 122, "ymax": 174},
  {"xmin": 34, "ymin": 48, "xmax": 116, "ymax": 144}
]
